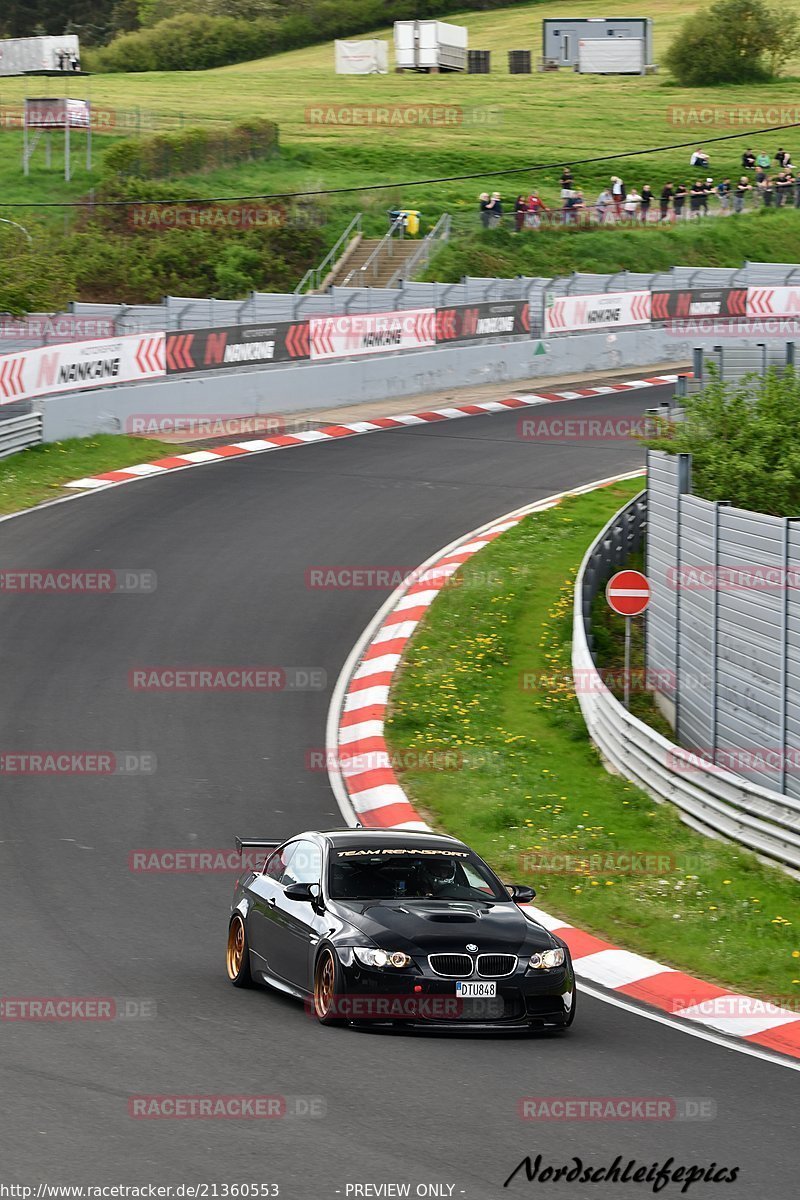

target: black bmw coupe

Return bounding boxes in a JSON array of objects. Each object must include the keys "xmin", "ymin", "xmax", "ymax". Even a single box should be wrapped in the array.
[{"xmin": 226, "ymin": 828, "xmax": 576, "ymax": 1031}]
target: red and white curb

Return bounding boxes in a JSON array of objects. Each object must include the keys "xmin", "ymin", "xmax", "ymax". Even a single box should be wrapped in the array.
[
  {"xmin": 327, "ymin": 473, "xmax": 800, "ymax": 1066},
  {"xmin": 62, "ymin": 374, "xmax": 680, "ymax": 491}
]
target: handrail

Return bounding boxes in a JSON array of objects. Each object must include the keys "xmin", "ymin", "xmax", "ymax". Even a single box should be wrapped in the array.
[
  {"xmin": 294, "ymin": 213, "xmax": 363, "ymax": 294},
  {"xmin": 345, "ymin": 216, "xmax": 405, "ymax": 287},
  {"xmin": 385, "ymin": 213, "xmax": 451, "ymax": 290}
]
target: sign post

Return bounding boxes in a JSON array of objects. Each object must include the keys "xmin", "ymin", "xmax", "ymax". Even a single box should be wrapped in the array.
[{"xmin": 605, "ymin": 569, "xmax": 651, "ymax": 709}]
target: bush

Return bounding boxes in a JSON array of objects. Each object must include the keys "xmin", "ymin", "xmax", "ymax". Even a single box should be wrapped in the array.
[
  {"xmin": 87, "ymin": 12, "xmax": 276, "ymax": 72},
  {"xmin": 644, "ymin": 368, "xmax": 800, "ymax": 516},
  {"xmin": 666, "ymin": 0, "xmax": 800, "ymax": 86},
  {"xmin": 102, "ymin": 117, "xmax": 279, "ymax": 178},
  {"xmin": 88, "ymin": 0, "xmax": 533, "ymax": 72}
]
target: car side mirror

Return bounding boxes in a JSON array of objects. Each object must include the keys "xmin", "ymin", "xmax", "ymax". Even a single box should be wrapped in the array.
[
  {"xmin": 505, "ymin": 883, "xmax": 536, "ymax": 903},
  {"xmin": 284, "ymin": 882, "xmax": 320, "ymax": 903}
]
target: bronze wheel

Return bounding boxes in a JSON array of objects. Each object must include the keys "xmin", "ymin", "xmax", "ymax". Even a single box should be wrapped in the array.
[
  {"xmin": 226, "ymin": 914, "xmax": 252, "ymax": 987},
  {"xmin": 313, "ymin": 948, "xmax": 343, "ymax": 1025}
]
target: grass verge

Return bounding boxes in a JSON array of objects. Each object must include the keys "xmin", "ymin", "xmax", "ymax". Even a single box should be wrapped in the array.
[
  {"xmin": 0, "ymin": 435, "xmax": 187, "ymax": 515},
  {"xmin": 385, "ymin": 480, "xmax": 800, "ymax": 1001}
]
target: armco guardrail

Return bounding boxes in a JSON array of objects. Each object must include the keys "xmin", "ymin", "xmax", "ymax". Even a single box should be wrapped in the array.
[
  {"xmin": 0, "ymin": 412, "xmax": 42, "ymax": 458},
  {"xmin": 573, "ymin": 491, "xmax": 800, "ymax": 873}
]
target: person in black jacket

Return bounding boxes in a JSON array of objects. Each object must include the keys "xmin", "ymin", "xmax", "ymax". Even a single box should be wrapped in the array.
[
  {"xmin": 742, "ymin": 148, "xmax": 756, "ymax": 171},
  {"xmin": 640, "ymin": 184, "xmax": 653, "ymax": 222},
  {"xmin": 673, "ymin": 183, "xmax": 687, "ymax": 219},
  {"xmin": 733, "ymin": 177, "xmax": 750, "ymax": 213},
  {"xmin": 659, "ymin": 183, "xmax": 673, "ymax": 222},
  {"xmin": 776, "ymin": 148, "xmax": 791, "ymax": 168}
]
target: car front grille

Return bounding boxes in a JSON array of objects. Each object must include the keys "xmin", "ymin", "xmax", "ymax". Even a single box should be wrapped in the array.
[
  {"xmin": 428, "ymin": 953, "xmax": 474, "ymax": 977},
  {"xmin": 477, "ymin": 954, "xmax": 518, "ymax": 977}
]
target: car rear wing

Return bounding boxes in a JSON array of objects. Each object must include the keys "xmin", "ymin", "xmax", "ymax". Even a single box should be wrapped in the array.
[{"xmin": 235, "ymin": 837, "xmax": 282, "ymax": 854}]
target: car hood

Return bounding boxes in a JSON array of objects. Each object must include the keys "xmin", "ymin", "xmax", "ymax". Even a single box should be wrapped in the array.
[{"xmin": 330, "ymin": 898, "xmax": 558, "ymax": 954}]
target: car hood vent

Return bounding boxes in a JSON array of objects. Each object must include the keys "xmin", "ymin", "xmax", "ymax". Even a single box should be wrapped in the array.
[{"xmin": 425, "ymin": 912, "xmax": 479, "ymax": 923}]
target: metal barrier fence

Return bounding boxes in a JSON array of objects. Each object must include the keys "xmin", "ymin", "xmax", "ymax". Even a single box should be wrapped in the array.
[
  {"xmin": 0, "ymin": 410, "xmax": 42, "ymax": 458},
  {"xmin": 574, "ymin": 490, "xmax": 800, "ymax": 873},
  {"xmin": 4, "ymin": 259, "xmax": 800, "ymax": 352}
]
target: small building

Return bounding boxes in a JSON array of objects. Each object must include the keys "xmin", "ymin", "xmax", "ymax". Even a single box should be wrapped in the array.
[{"xmin": 542, "ymin": 18, "xmax": 653, "ymax": 70}]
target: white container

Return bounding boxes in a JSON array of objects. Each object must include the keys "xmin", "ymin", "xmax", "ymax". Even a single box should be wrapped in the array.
[
  {"xmin": 334, "ymin": 40, "xmax": 389, "ymax": 75},
  {"xmin": 393, "ymin": 20, "xmax": 467, "ymax": 72},
  {"xmin": 0, "ymin": 35, "xmax": 80, "ymax": 76}
]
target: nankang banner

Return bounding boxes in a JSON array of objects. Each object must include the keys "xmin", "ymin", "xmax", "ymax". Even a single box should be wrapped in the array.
[
  {"xmin": 165, "ymin": 322, "xmax": 309, "ymax": 375},
  {"xmin": 0, "ymin": 333, "xmax": 165, "ymax": 405},
  {"xmin": 651, "ymin": 288, "xmax": 747, "ymax": 320},
  {"xmin": 309, "ymin": 309, "xmax": 436, "ymax": 360},
  {"xmin": 435, "ymin": 301, "xmax": 529, "ymax": 342},
  {"xmin": 544, "ymin": 291, "xmax": 651, "ymax": 334}
]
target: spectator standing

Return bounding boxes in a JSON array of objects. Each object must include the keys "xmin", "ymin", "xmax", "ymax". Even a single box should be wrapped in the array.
[
  {"xmin": 701, "ymin": 177, "xmax": 713, "ymax": 215},
  {"xmin": 514, "ymin": 195, "xmax": 528, "ymax": 233},
  {"xmin": 70, "ymin": 52, "xmax": 79, "ymax": 71},
  {"xmin": 674, "ymin": 182, "xmax": 688, "ymax": 219},
  {"xmin": 526, "ymin": 192, "xmax": 547, "ymax": 227},
  {"xmin": 595, "ymin": 187, "xmax": 613, "ymax": 223},
  {"xmin": 610, "ymin": 176, "xmax": 625, "ymax": 217},
  {"xmin": 478, "ymin": 193, "xmax": 490, "ymax": 228},
  {"xmin": 742, "ymin": 149, "xmax": 756, "ymax": 171},
  {"xmin": 640, "ymin": 184, "xmax": 653, "ymax": 222},
  {"xmin": 795, "ymin": 174, "xmax": 800, "ymax": 208},
  {"xmin": 777, "ymin": 172, "xmax": 794, "ymax": 206},
  {"xmin": 760, "ymin": 176, "xmax": 775, "ymax": 207},
  {"xmin": 659, "ymin": 182, "xmax": 673, "ymax": 222},
  {"xmin": 486, "ymin": 192, "xmax": 503, "ymax": 226},
  {"xmin": 733, "ymin": 177, "xmax": 750, "ymax": 213},
  {"xmin": 623, "ymin": 187, "xmax": 641, "ymax": 221},
  {"xmin": 756, "ymin": 150, "xmax": 771, "ymax": 181},
  {"xmin": 716, "ymin": 178, "xmax": 731, "ymax": 213},
  {"xmin": 689, "ymin": 180, "xmax": 704, "ymax": 217}
]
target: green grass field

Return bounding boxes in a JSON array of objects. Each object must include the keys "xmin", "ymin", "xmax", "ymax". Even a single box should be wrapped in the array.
[
  {"xmin": 385, "ymin": 483, "xmax": 800, "ymax": 1001},
  {"xmin": 3, "ymin": 0, "xmax": 800, "ymax": 225}
]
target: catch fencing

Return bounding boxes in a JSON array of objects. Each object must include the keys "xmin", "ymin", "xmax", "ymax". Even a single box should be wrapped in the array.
[{"xmin": 4, "ymin": 259, "xmax": 800, "ymax": 353}]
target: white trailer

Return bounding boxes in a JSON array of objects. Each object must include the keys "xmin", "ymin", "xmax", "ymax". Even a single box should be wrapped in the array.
[
  {"xmin": 393, "ymin": 20, "xmax": 468, "ymax": 73},
  {"xmin": 0, "ymin": 35, "xmax": 80, "ymax": 76},
  {"xmin": 578, "ymin": 38, "xmax": 645, "ymax": 74}
]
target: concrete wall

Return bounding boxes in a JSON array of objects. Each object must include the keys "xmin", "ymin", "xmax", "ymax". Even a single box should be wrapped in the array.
[{"xmin": 39, "ymin": 326, "xmax": 697, "ymax": 442}]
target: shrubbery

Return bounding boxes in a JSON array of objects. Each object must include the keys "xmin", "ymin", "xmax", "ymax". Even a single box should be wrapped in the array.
[
  {"xmin": 87, "ymin": 0, "xmax": 534, "ymax": 72},
  {"xmin": 666, "ymin": 0, "xmax": 800, "ymax": 86},
  {"xmin": 644, "ymin": 368, "xmax": 800, "ymax": 516},
  {"xmin": 102, "ymin": 117, "xmax": 279, "ymax": 178}
]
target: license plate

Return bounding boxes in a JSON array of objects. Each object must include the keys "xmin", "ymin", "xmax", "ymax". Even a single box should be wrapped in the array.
[{"xmin": 455, "ymin": 980, "xmax": 496, "ymax": 998}]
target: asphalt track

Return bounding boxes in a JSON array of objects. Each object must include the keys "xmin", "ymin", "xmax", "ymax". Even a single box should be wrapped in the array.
[{"xmin": 0, "ymin": 379, "xmax": 796, "ymax": 1200}]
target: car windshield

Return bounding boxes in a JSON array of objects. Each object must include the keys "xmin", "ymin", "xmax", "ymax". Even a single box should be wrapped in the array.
[{"xmin": 329, "ymin": 848, "xmax": 508, "ymax": 901}]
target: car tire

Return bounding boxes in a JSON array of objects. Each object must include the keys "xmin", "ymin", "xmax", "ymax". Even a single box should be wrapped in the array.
[
  {"xmin": 226, "ymin": 913, "xmax": 252, "ymax": 988},
  {"xmin": 313, "ymin": 947, "xmax": 346, "ymax": 1025}
]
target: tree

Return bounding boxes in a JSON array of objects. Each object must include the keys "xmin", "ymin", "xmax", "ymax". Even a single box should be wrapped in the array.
[{"xmin": 666, "ymin": 0, "xmax": 799, "ymax": 86}]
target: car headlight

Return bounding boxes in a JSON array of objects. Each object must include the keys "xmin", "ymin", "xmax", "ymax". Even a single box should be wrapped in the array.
[
  {"xmin": 353, "ymin": 947, "xmax": 412, "ymax": 969},
  {"xmin": 528, "ymin": 947, "xmax": 566, "ymax": 970}
]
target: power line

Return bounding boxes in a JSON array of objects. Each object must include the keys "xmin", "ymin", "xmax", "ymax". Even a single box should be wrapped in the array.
[{"xmin": 1, "ymin": 121, "xmax": 799, "ymax": 208}]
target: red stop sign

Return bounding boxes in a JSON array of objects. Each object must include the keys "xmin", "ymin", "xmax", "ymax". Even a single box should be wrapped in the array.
[{"xmin": 606, "ymin": 570, "xmax": 650, "ymax": 617}]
